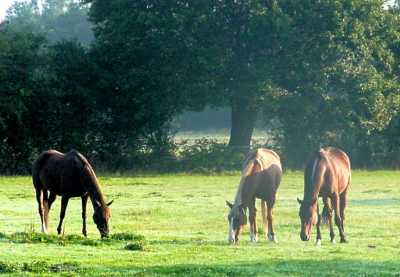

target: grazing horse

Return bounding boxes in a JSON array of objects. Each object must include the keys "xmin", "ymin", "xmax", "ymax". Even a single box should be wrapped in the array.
[
  {"xmin": 32, "ymin": 150, "xmax": 113, "ymax": 238},
  {"xmin": 226, "ymin": 148, "xmax": 282, "ymax": 244},
  {"xmin": 298, "ymin": 147, "xmax": 350, "ymax": 245}
]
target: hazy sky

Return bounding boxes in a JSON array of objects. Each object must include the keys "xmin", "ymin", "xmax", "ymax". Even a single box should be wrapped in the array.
[{"xmin": 0, "ymin": 0, "xmax": 18, "ymax": 21}]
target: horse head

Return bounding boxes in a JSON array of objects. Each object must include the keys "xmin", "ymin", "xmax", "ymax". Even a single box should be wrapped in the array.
[
  {"xmin": 93, "ymin": 200, "xmax": 113, "ymax": 238},
  {"xmin": 297, "ymin": 198, "xmax": 318, "ymax": 241},
  {"xmin": 226, "ymin": 200, "xmax": 247, "ymax": 244}
]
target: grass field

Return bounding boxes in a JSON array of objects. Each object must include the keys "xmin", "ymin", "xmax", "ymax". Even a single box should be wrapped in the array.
[{"xmin": 0, "ymin": 171, "xmax": 400, "ymax": 276}]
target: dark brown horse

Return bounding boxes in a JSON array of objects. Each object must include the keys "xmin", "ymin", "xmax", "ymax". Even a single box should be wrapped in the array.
[
  {"xmin": 298, "ymin": 147, "xmax": 350, "ymax": 245},
  {"xmin": 226, "ymin": 148, "xmax": 282, "ymax": 244},
  {"xmin": 32, "ymin": 150, "xmax": 113, "ymax": 238}
]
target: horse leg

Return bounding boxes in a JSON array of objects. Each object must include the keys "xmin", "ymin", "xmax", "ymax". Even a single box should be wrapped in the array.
[
  {"xmin": 323, "ymin": 197, "xmax": 335, "ymax": 243},
  {"xmin": 81, "ymin": 194, "xmax": 89, "ymax": 237},
  {"xmin": 315, "ymin": 203, "xmax": 322, "ymax": 246},
  {"xmin": 44, "ymin": 191, "xmax": 56, "ymax": 231},
  {"xmin": 339, "ymin": 189, "xmax": 348, "ymax": 242},
  {"xmin": 249, "ymin": 198, "xmax": 258, "ymax": 243},
  {"xmin": 261, "ymin": 200, "xmax": 268, "ymax": 240},
  {"xmin": 332, "ymin": 194, "xmax": 347, "ymax": 243},
  {"xmin": 57, "ymin": 196, "xmax": 69, "ymax": 235},
  {"xmin": 266, "ymin": 196, "xmax": 277, "ymax": 243},
  {"xmin": 35, "ymin": 189, "xmax": 47, "ymax": 234}
]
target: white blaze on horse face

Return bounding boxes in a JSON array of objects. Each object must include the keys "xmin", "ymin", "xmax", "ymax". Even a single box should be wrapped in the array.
[{"xmin": 228, "ymin": 218, "xmax": 235, "ymax": 243}]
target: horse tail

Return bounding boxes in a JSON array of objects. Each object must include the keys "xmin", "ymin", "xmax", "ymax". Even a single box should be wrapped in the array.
[
  {"xmin": 321, "ymin": 204, "xmax": 331, "ymax": 225},
  {"xmin": 32, "ymin": 151, "xmax": 54, "ymax": 189}
]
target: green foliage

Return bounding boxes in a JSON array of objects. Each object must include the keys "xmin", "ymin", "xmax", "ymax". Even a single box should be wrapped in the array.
[
  {"xmin": 0, "ymin": 24, "xmax": 97, "ymax": 173},
  {"xmin": 1, "ymin": 0, "xmax": 400, "ymax": 173},
  {"xmin": 177, "ymin": 139, "xmax": 249, "ymax": 173},
  {"xmin": 0, "ymin": 261, "xmax": 80, "ymax": 274},
  {"xmin": 124, "ymin": 239, "xmax": 147, "ymax": 251},
  {"xmin": 261, "ymin": 0, "xmax": 400, "ymax": 167},
  {"xmin": 111, "ymin": 232, "xmax": 145, "ymax": 241},
  {"xmin": 0, "ymin": 25, "xmax": 47, "ymax": 173}
]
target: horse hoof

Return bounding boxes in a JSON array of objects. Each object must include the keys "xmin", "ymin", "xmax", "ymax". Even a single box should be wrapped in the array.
[
  {"xmin": 331, "ymin": 239, "xmax": 336, "ymax": 244},
  {"xmin": 315, "ymin": 239, "xmax": 321, "ymax": 246},
  {"xmin": 340, "ymin": 238, "xmax": 348, "ymax": 243},
  {"xmin": 268, "ymin": 234, "xmax": 278, "ymax": 243},
  {"xmin": 41, "ymin": 226, "xmax": 48, "ymax": 234},
  {"xmin": 250, "ymin": 236, "xmax": 258, "ymax": 243}
]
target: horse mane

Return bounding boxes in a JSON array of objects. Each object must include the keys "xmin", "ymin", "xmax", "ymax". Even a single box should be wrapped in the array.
[
  {"xmin": 303, "ymin": 148, "xmax": 330, "ymax": 203},
  {"xmin": 71, "ymin": 151, "xmax": 109, "ymax": 211}
]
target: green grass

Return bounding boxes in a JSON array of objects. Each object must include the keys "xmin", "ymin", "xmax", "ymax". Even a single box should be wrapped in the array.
[{"xmin": 0, "ymin": 171, "xmax": 400, "ymax": 276}]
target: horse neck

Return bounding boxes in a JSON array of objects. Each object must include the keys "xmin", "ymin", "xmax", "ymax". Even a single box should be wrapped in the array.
[
  {"xmin": 234, "ymin": 159, "xmax": 258, "ymax": 207},
  {"xmin": 303, "ymin": 158, "xmax": 324, "ymax": 202},
  {"xmin": 82, "ymin": 164, "xmax": 107, "ymax": 209}
]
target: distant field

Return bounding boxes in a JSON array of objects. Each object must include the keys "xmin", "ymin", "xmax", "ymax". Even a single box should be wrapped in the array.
[
  {"xmin": 175, "ymin": 129, "xmax": 271, "ymax": 145},
  {"xmin": 0, "ymin": 171, "xmax": 400, "ymax": 276}
]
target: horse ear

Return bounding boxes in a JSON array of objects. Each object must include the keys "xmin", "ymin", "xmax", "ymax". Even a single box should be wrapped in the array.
[
  {"xmin": 297, "ymin": 198, "xmax": 303, "ymax": 205},
  {"xmin": 107, "ymin": 200, "xmax": 114, "ymax": 206},
  {"xmin": 226, "ymin": 200, "xmax": 233, "ymax": 209}
]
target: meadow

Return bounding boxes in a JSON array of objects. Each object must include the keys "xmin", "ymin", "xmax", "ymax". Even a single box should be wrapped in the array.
[{"xmin": 0, "ymin": 170, "xmax": 400, "ymax": 276}]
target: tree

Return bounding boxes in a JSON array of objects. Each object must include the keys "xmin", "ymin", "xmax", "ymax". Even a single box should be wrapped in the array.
[
  {"xmin": 0, "ymin": 24, "xmax": 47, "ymax": 172},
  {"xmin": 87, "ymin": 1, "xmax": 197, "ymax": 163},
  {"xmin": 86, "ymin": 0, "xmax": 400, "ymax": 152},
  {"xmin": 263, "ymin": 0, "xmax": 400, "ymax": 166}
]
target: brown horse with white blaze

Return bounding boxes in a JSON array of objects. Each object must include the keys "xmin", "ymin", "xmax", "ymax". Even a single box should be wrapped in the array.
[
  {"xmin": 32, "ymin": 150, "xmax": 113, "ymax": 238},
  {"xmin": 226, "ymin": 148, "xmax": 282, "ymax": 244},
  {"xmin": 298, "ymin": 147, "xmax": 350, "ymax": 245}
]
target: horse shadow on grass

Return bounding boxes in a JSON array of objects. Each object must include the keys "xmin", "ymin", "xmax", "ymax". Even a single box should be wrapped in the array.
[
  {"xmin": 350, "ymin": 198, "xmax": 400, "ymax": 206},
  {"xmin": 149, "ymin": 238, "xmax": 227, "ymax": 246},
  {"xmin": 103, "ymin": 259, "xmax": 400, "ymax": 276}
]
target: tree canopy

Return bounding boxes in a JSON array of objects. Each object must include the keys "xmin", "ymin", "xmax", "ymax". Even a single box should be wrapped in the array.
[{"xmin": 0, "ymin": 0, "xmax": 399, "ymax": 173}]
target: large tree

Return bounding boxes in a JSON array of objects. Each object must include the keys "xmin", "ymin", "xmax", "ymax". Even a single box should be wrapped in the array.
[
  {"xmin": 262, "ymin": 0, "xmax": 400, "ymax": 166},
  {"xmin": 86, "ymin": 1, "xmax": 197, "ymax": 162},
  {"xmin": 86, "ymin": 0, "xmax": 400, "ymax": 151}
]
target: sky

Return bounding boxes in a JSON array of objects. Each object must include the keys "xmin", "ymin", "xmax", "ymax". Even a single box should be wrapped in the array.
[
  {"xmin": 0, "ymin": 0, "xmax": 18, "ymax": 21},
  {"xmin": 0, "ymin": 0, "xmax": 44, "ymax": 22}
]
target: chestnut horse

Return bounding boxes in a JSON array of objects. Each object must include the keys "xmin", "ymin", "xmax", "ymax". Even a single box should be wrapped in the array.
[
  {"xmin": 32, "ymin": 150, "xmax": 113, "ymax": 238},
  {"xmin": 298, "ymin": 147, "xmax": 350, "ymax": 245},
  {"xmin": 226, "ymin": 148, "xmax": 282, "ymax": 244}
]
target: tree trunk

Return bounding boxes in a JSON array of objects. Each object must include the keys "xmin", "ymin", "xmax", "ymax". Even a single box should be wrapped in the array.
[{"xmin": 228, "ymin": 96, "xmax": 257, "ymax": 150}]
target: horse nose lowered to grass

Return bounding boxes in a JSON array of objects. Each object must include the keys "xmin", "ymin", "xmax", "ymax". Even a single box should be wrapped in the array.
[
  {"xmin": 226, "ymin": 148, "xmax": 282, "ymax": 244},
  {"xmin": 32, "ymin": 149, "xmax": 113, "ymax": 238},
  {"xmin": 298, "ymin": 147, "xmax": 350, "ymax": 246}
]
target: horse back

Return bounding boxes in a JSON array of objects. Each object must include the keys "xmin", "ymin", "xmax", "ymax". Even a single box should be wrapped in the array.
[
  {"xmin": 325, "ymin": 148, "xmax": 351, "ymax": 193},
  {"xmin": 33, "ymin": 150, "xmax": 86, "ymax": 196},
  {"xmin": 318, "ymin": 147, "xmax": 350, "ymax": 195},
  {"xmin": 237, "ymin": 148, "xmax": 282, "ymax": 205}
]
